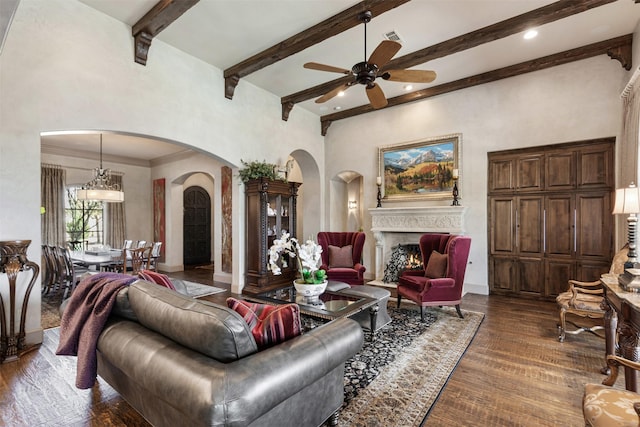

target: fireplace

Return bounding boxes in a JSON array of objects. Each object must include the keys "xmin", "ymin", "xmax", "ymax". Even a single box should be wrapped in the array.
[
  {"xmin": 368, "ymin": 206, "xmax": 467, "ymax": 286},
  {"xmin": 383, "ymin": 243, "xmax": 422, "ymax": 283}
]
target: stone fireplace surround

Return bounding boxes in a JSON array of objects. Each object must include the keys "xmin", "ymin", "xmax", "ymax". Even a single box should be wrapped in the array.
[{"xmin": 368, "ymin": 206, "xmax": 468, "ymax": 287}]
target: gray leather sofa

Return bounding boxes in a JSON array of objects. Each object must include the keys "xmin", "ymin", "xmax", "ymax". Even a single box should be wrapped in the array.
[{"xmin": 96, "ymin": 280, "xmax": 364, "ymax": 427}]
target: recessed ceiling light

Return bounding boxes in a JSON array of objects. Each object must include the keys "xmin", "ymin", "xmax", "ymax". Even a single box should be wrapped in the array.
[
  {"xmin": 523, "ymin": 29, "xmax": 538, "ymax": 40},
  {"xmin": 334, "ymin": 106, "xmax": 342, "ymax": 111},
  {"xmin": 337, "ymin": 91, "xmax": 345, "ymax": 97},
  {"xmin": 403, "ymin": 84, "xmax": 413, "ymax": 91}
]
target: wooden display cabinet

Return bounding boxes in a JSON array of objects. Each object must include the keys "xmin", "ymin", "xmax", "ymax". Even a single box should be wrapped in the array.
[{"xmin": 243, "ymin": 178, "xmax": 301, "ymax": 295}]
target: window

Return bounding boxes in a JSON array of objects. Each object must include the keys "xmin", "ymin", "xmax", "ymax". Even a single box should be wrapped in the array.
[{"xmin": 65, "ymin": 187, "xmax": 105, "ymax": 249}]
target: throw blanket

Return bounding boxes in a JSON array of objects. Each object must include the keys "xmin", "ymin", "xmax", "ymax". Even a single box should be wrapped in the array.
[{"xmin": 56, "ymin": 272, "xmax": 137, "ymax": 389}]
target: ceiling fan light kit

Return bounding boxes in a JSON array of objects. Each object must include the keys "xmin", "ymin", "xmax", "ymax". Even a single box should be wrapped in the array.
[{"xmin": 303, "ymin": 10, "xmax": 436, "ymax": 110}]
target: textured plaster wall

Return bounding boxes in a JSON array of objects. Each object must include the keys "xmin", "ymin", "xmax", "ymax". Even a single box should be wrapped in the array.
[
  {"xmin": 0, "ymin": 0, "xmax": 324, "ymax": 342},
  {"xmin": 324, "ymin": 56, "xmax": 629, "ymax": 295}
]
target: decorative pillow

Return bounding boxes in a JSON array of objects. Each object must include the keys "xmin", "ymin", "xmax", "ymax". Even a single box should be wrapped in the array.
[
  {"xmin": 425, "ymin": 251, "xmax": 448, "ymax": 278},
  {"xmin": 226, "ymin": 297, "xmax": 302, "ymax": 350},
  {"xmin": 138, "ymin": 270, "xmax": 176, "ymax": 291},
  {"xmin": 328, "ymin": 245, "xmax": 354, "ymax": 268}
]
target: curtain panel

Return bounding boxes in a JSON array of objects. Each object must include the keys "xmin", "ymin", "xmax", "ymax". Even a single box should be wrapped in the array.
[
  {"xmin": 41, "ymin": 164, "xmax": 66, "ymax": 245},
  {"xmin": 106, "ymin": 173, "xmax": 126, "ymax": 249},
  {"xmin": 620, "ymin": 67, "xmax": 640, "ymax": 187}
]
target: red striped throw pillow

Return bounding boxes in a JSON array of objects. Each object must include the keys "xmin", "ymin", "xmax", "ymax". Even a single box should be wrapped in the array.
[
  {"xmin": 138, "ymin": 270, "xmax": 176, "ymax": 291},
  {"xmin": 226, "ymin": 297, "xmax": 302, "ymax": 350}
]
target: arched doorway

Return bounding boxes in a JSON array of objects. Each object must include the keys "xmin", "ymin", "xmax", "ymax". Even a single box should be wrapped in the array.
[{"xmin": 183, "ymin": 186, "xmax": 211, "ymax": 266}]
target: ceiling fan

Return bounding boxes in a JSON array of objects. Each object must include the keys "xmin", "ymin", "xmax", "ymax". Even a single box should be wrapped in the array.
[{"xmin": 304, "ymin": 10, "xmax": 436, "ymax": 109}]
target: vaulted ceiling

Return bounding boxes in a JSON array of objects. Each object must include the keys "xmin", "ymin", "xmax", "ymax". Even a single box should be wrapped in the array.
[{"xmin": 42, "ymin": 0, "xmax": 640, "ymax": 157}]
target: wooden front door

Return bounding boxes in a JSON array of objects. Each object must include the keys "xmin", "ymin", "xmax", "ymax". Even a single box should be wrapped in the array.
[{"xmin": 183, "ymin": 186, "xmax": 211, "ymax": 266}]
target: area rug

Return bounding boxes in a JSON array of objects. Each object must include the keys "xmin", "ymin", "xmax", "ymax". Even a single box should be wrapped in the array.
[
  {"xmin": 333, "ymin": 305, "xmax": 484, "ymax": 426},
  {"xmin": 41, "ymin": 279, "xmax": 226, "ymax": 329},
  {"xmin": 180, "ymin": 279, "xmax": 226, "ymax": 298}
]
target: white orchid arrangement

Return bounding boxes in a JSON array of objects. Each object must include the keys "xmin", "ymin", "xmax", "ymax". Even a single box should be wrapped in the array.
[{"xmin": 268, "ymin": 232, "xmax": 327, "ymax": 284}]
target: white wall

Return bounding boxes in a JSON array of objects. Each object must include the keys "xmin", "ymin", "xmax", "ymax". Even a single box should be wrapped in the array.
[
  {"xmin": 325, "ymin": 56, "xmax": 628, "ymax": 295},
  {"xmin": 0, "ymin": 0, "xmax": 324, "ymax": 343}
]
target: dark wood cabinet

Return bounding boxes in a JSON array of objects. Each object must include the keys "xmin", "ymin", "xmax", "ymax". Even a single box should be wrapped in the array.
[
  {"xmin": 243, "ymin": 178, "xmax": 301, "ymax": 295},
  {"xmin": 488, "ymin": 138, "xmax": 614, "ymax": 300}
]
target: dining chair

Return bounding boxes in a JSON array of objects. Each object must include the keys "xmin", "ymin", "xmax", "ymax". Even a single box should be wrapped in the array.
[
  {"xmin": 41, "ymin": 245, "xmax": 58, "ymax": 294},
  {"xmin": 56, "ymin": 246, "xmax": 89, "ymax": 298},
  {"xmin": 121, "ymin": 246, "xmax": 152, "ymax": 275},
  {"xmin": 146, "ymin": 242, "xmax": 162, "ymax": 271}
]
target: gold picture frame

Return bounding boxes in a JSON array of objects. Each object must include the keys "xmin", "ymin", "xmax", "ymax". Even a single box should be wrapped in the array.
[{"xmin": 379, "ymin": 134, "xmax": 461, "ymax": 201}]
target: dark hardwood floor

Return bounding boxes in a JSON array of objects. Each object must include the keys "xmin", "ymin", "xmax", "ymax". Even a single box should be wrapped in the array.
[{"xmin": 0, "ymin": 268, "xmax": 621, "ymax": 426}]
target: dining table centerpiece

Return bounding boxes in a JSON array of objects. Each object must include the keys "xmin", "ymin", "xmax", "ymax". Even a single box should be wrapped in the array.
[{"xmin": 268, "ymin": 232, "xmax": 327, "ymax": 296}]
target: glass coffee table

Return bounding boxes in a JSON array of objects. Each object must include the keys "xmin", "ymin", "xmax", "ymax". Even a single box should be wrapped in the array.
[{"xmin": 250, "ymin": 286, "xmax": 380, "ymax": 340}]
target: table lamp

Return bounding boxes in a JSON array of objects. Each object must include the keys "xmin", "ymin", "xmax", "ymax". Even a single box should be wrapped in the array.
[{"xmin": 613, "ymin": 183, "xmax": 640, "ymax": 291}]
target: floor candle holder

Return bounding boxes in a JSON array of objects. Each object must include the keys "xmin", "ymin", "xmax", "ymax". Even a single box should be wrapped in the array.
[{"xmin": 0, "ymin": 240, "xmax": 40, "ymax": 362}]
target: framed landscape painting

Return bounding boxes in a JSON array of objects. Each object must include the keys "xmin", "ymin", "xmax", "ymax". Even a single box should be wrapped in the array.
[{"xmin": 379, "ymin": 134, "xmax": 461, "ymax": 201}]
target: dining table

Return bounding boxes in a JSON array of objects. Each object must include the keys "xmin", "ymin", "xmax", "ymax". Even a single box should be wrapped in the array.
[{"xmin": 70, "ymin": 249, "xmax": 123, "ymax": 270}]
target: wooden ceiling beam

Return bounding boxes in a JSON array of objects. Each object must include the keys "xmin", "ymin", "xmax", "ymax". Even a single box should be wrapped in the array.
[
  {"xmin": 319, "ymin": 34, "xmax": 632, "ymax": 136},
  {"xmin": 223, "ymin": 0, "xmax": 410, "ymax": 100},
  {"xmin": 132, "ymin": 0, "xmax": 200, "ymax": 65},
  {"xmin": 282, "ymin": 0, "xmax": 617, "ymax": 121}
]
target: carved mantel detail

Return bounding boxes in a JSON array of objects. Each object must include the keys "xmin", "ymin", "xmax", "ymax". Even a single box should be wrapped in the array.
[
  {"xmin": 368, "ymin": 206, "xmax": 467, "ymax": 284},
  {"xmin": 370, "ymin": 206, "xmax": 467, "ymax": 233}
]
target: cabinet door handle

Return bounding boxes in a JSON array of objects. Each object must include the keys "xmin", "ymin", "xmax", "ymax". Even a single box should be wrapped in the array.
[
  {"xmin": 515, "ymin": 208, "xmax": 518, "ymax": 250},
  {"xmin": 574, "ymin": 208, "xmax": 577, "ymax": 253},
  {"xmin": 543, "ymin": 209, "xmax": 546, "ymax": 253}
]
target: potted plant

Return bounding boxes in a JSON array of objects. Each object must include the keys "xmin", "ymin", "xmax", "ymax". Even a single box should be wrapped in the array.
[
  {"xmin": 238, "ymin": 159, "xmax": 283, "ymax": 183},
  {"xmin": 268, "ymin": 232, "xmax": 327, "ymax": 296}
]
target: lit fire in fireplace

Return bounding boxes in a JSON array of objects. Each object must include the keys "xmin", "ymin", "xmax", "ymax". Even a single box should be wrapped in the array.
[{"xmin": 383, "ymin": 244, "xmax": 423, "ymax": 283}]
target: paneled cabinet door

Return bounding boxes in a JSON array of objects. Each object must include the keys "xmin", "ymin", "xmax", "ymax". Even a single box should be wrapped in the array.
[
  {"xmin": 575, "ymin": 192, "xmax": 613, "ymax": 260},
  {"xmin": 488, "ymin": 157, "xmax": 516, "ymax": 193},
  {"xmin": 489, "ymin": 197, "xmax": 516, "ymax": 255},
  {"xmin": 490, "ymin": 256, "xmax": 516, "ymax": 292},
  {"xmin": 517, "ymin": 154, "xmax": 544, "ymax": 192},
  {"xmin": 577, "ymin": 143, "xmax": 614, "ymax": 189},
  {"xmin": 545, "ymin": 150, "xmax": 576, "ymax": 191},
  {"xmin": 545, "ymin": 259, "xmax": 575, "ymax": 297},
  {"xmin": 518, "ymin": 257, "xmax": 544, "ymax": 295},
  {"xmin": 545, "ymin": 194, "xmax": 574, "ymax": 258},
  {"xmin": 516, "ymin": 196, "xmax": 544, "ymax": 257}
]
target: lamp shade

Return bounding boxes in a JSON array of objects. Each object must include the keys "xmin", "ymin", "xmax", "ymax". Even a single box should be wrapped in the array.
[
  {"xmin": 613, "ymin": 184, "xmax": 640, "ymax": 214},
  {"xmin": 77, "ymin": 188, "xmax": 124, "ymax": 203}
]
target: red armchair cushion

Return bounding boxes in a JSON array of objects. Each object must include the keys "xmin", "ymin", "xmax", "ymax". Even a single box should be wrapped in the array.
[
  {"xmin": 226, "ymin": 297, "xmax": 302, "ymax": 350},
  {"xmin": 328, "ymin": 245, "xmax": 354, "ymax": 268},
  {"xmin": 424, "ymin": 251, "xmax": 448, "ymax": 278}
]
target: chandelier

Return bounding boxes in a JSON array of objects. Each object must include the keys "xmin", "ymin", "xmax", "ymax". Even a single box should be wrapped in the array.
[{"xmin": 76, "ymin": 134, "xmax": 124, "ymax": 203}]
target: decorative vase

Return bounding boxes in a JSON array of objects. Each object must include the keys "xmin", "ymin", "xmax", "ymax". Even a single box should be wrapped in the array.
[
  {"xmin": 293, "ymin": 280, "xmax": 327, "ymax": 297},
  {"xmin": 0, "ymin": 240, "xmax": 39, "ymax": 363}
]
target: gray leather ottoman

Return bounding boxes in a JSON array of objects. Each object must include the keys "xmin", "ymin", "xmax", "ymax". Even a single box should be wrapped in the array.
[{"xmin": 334, "ymin": 283, "xmax": 392, "ymax": 332}]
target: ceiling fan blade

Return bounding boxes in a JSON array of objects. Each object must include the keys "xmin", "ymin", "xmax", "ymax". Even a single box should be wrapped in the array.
[
  {"xmin": 367, "ymin": 40, "xmax": 401, "ymax": 68},
  {"xmin": 315, "ymin": 83, "xmax": 352, "ymax": 104},
  {"xmin": 304, "ymin": 62, "xmax": 351, "ymax": 74},
  {"xmin": 383, "ymin": 69, "xmax": 437, "ymax": 83},
  {"xmin": 366, "ymin": 83, "xmax": 388, "ymax": 109}
]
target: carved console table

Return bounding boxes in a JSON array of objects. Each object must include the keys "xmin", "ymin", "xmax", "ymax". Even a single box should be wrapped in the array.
[
  {"xmin": 0, "ymin": 240, "xmax": 39, "ymax": 362},
  {"xmin": 601, "ymin": 273, "xmax": 640, "ymax": 391}
]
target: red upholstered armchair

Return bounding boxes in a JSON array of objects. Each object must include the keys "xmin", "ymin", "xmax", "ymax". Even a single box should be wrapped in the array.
[
  {"xmin": 397, "ymin": 233, "xmax": 471, "ymax": 321},
  {"xmin": 317, "ymin": 232, "xmax": 366, "ymax": 286}
]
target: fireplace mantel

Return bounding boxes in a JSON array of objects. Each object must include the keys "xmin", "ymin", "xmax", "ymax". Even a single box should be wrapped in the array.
[
  {"xmin": 368, "ymin": 206, "xmax": 468, "ymax": 286},
  {"xmin": 369, "ymin": 206, "xmax": 467, "ymax": 233}
]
